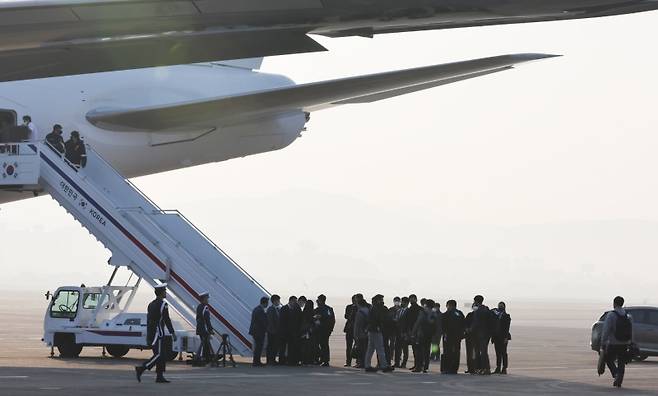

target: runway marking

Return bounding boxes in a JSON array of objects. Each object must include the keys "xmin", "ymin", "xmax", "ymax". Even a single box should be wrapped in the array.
[
  {"xmin": 39, "ymin": 387, "xmax": 62, "ymax": 390},
  {"xmin": 168, "ymin": 373, "xmax": 290, "ymax": 380},
  {"xmin": 513, "ymin": 367, "xmax": 569, "ymax": 370},
  {"xmin": 348, "ymin": 382, "xmax": 373, "ymax": 385},
  {"xmin": 421, "ymin": 381, "xmax": 438, "ymax": 384},
  {"xmin": 309, "ymin": 372, "xmax": 344, "ymax": 376},
  {"xmin": 0, "ymin": 376, "xmax": 28, "ymax": 379}
]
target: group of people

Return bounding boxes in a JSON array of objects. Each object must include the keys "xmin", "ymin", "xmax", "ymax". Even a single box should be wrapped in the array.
[
  {"xmin": 248, "ymin": 294, "xmax": 336, "ymax": 367},
  {"xmin": 0, "ymin": 115, "xmax": 87, "ymax": 168},
  {"xmin": 45, "ymin": 123, "xmax": 87, "ymax": 168},
  {"xmin": 242, "ymin": 292, "xmax": 512, "ymax": 374},
  {"xmin": 344, "ymin": 294, "xmax": 511, "ymax": 374},
  {"xmin": 132, "ymin": 282, "xmax": 634, "ymax": 389}
]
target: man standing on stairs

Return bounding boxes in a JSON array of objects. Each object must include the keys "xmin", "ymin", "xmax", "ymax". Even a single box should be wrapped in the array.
[
  {"xmin": 64, "ymin": 131, "xmax": 87, "ymax": 168},
  {"xmin": 193, "ymin": 292, "xmax": 214, "ymax": 366},
  {"xmin": 136, "ymin": 283, "xmax": 176, "ymax": 384}
]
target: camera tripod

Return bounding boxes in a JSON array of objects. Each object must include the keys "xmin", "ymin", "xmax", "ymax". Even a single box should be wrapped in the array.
[{"xmin": 213, "ymin": 333, "xmax": 236, "ymax": 367}]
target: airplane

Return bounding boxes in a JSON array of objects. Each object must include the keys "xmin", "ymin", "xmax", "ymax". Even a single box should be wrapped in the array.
[{"xmin": 1, "ymin": 0, "xmax": 657, "ymax": 206}]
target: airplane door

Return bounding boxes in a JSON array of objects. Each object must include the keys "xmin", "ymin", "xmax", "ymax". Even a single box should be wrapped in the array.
[{"xmin": 0, "ymin": 109, "xmax": 17, "ymax": 142}]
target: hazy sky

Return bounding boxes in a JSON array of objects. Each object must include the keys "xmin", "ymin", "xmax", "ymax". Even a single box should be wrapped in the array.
[{"xmin": 2, "ymin": 11, "xmax": 658, "ymax": 305}]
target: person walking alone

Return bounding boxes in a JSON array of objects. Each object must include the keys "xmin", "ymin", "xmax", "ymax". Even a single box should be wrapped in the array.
[{"xmin": 601, "ymin": 296, "xmax": 633, "ymax": 388}]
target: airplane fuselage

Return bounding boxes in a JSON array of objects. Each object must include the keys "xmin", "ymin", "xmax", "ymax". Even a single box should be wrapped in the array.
[{"xmin": 0, "ymin": 64, "xmax": 306, "ymax": 204}]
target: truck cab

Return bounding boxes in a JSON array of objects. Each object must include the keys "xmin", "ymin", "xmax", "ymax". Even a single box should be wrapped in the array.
[{"xmin": 44, "ymin": 284, "xmax": 198, "ymax": 359}]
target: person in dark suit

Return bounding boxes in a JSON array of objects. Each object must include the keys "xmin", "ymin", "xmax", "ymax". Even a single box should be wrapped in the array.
[
  {"xmin": 353, "ymin": 297, "xmax": 370, "ymax": 368},
  {"xmin": 470, "ymin": 295, "xmax": 494, "ymax": 375},
  {"xmin": 343, "ymin": 294, "xmax": 357, "ymax": 367},
  {"xmin": 382, "ymin": 297, "xmax": 399, "ymax": 367},
  {"xmin": 249, "ymin": 297, "xmax": 269, "ymax": 366},
  {"xmin": 279, "ymin": 296, "xmax": 302, "ymax": 365},
  {"xmin": 314, "ymin": 294, "xmax": 335, "ymax": 366},
  {"xmin": 135, "ymin": 284, "xmax": 176, "ymax": 383},
  {"xmin": 411, "ymin": 299, "xmax": 438, "ymax": 373},
  {"xmin": 406, "ymin": 294, "xmax": 422, "ymax": 371},
  {"xmin": 301, "ymin": 300, "xmax": 317, "ymax": 364},
  {"xmin": 491, "ymin": 301, "xmax": 512, "ymax": 374},
  {"xmin": 45, "ymin": 124, "xmax": 65, "ymax": 154},
  {"xmin": 64, "ymin": 130, "xmax": 87, "ymax": 168},
  {"xmin": 464, "ymin": 304, "xmax": 476, "ymax": 374},
  {"xmin": 441, "ymin": 299, "xmax": 465, "ymax": 374},
  {"xmin": 193, "ymin": 292, "xmax": 214, "ymax": 366},
  {"xmin": 266, "ymin": 294, "xmax": 282, "ymax": 365},
  {"xmin": 395, "ymin": 297, "xmax": 410, "ymax": 368}
]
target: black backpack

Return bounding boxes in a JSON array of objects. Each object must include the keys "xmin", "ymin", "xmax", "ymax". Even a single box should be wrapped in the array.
[{"xmin": 614, "ymin": 312, "xmax": 632, "ymax": 342}]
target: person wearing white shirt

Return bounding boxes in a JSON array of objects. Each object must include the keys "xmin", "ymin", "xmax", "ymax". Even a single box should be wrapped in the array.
[{"xmin": 22, "ymin": 115, "xmax": 39, "ymax": 142}]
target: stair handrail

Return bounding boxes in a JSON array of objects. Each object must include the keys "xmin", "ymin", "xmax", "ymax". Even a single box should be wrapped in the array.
[
  {"xmin": 119, "ymin": 207, "xmax": 255, "ymax": 315},
  {"xmin": 160, "ymin": 209, "xmax": 270, "ymax": 296},
  {"xmin": 82, "ymin": 144, "xmax": 163, "ymax": 212}
]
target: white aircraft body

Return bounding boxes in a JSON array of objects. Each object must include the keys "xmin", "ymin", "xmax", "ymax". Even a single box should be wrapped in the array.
[
  {"xmin": 0, "ymin": 0, "xmax": 657, "ymax": 205},
  {"xmin": 0, "ymin": 54, "xmax": 556, "ymax": 204}
]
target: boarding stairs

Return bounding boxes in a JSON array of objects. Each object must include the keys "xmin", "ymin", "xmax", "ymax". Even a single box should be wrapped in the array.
[{"xmin": 0, "ymin": 142, "xmax": 268, "ymax": 356}]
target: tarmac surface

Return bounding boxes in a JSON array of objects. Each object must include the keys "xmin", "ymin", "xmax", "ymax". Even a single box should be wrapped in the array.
[{"xmin": 1, "ymin": 298, "xmax": 658, "ymax": 395}]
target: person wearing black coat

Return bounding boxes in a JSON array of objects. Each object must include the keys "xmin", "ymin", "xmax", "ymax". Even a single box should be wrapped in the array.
[
  {"xmin": 194, "ymin": 292, "xmax": 214, "ymax": 365},
  {"xmin": 278, "ymin": 296, "xmax": 302, "ymax": 365},
  {"xmin": 353, "ymin": 297, "xmax": 370, "ymax": 368},
  {"xmin": 249, "ymin": 297, "xmax": 269, "ymax": 366},
  {"xmin": 64, "ymin": 130, "xmax": 87, "ymax": 167},
  {"xmin": 384, "ymin": 297, "xmax": 400, "ymax": 367},
  {"xmin": 135, "ymin": 284, "xmax": 176, "ymax": 384},
  {"xmin": 464, "ymin": 305, "xmax": 476, "ymax": 373},
  {"xmin": 491, "ymin": 301, "xmax": 512, "ymax": 374},
  {"xmin": 45, "ymin": 124, "xmax": 65, "ymax": 154},
  {"xmin": 266, "ymin": 294, "xmax": 282, "ymax": 365},
  {"xmin": 395, "ymin": 297, "xmax": 410, "ymax": 368},
  {"xmin": 441, "ymin": 299, "xmax": 466, "ymax": 374},
  {"xmin": 314, "ymin": 294, "xmax": 335, "ymax": 366},
  {"xmin": 364, "ymin": 295, "xmax": 393, "ymax": 372},
  {"xmin": 343, "ymin": 295, "xmax": 358, "ymax": 367},
  {"xmin": 470, "ymin": 295, "xmax": 494, "ymax": 375},
  {"xmin": 300, "ymin": 300, "xmax": 317, "ymax": 364},
  {"xmin": 411, "ymin": 300, "xmax": 437, "ymax": 373},
  {"xmin": 406, "ymin": 294, "xmax": 422, "ymax": 370}
]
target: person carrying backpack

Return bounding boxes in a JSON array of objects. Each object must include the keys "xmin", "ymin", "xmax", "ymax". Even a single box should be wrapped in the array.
[
  {"xmin": 601, "ymin": 296, "xmax": 633, "ymax": 388},
  {"xmin": 411, "ymin": 299, "xmax": 438, "ymax": 373}
]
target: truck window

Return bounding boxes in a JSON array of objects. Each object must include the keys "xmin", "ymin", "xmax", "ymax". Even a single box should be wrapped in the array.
[
  {"xmin": 82, "ymin": 293, "xmax": 101, "ymax": 309},
  {"xmin": 50, "ymin": 290, "xmax": 80, "ymax": 319}
]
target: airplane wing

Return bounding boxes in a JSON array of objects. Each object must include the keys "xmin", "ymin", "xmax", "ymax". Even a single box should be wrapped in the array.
[
  {"xmin": 86, "ymin": 53, "xmax": 557, "ymax": 132},
  {"xmin": 0, "ymin": 0, "xmax": 328, "ymax": 82},
  {"xmin": 0, "ymin": 0, "xmax": 654, "ymax": 82}
]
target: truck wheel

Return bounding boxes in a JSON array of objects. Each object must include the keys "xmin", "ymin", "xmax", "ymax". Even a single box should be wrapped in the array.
[
  {"xmin": 105, "ymin": 345, "xmax": 130, "ymax": 358},
  {"xmin": 57, "ymin": 340, "xmax": 83, "ymax": 358}
]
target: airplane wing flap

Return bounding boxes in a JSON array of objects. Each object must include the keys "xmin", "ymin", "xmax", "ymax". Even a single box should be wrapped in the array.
[
  {"xmin": 0, "ymin": 29, "xmax": 326, "ymax": 82},
  {"xmin": 86, "ymin": 54, "xmax": 557, "ymax": 132}
]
